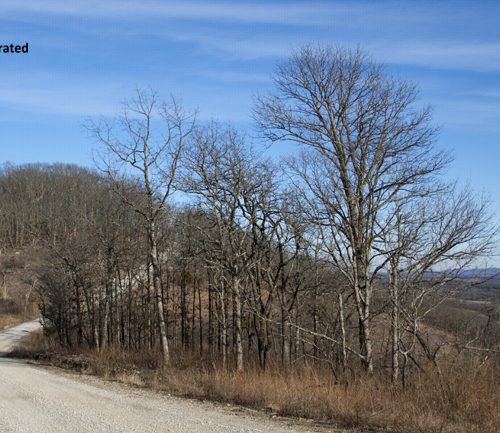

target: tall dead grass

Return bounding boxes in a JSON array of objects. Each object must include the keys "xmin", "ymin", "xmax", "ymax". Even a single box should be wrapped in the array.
[
  {"xmin": 150, "ymin": 358, "xmax": 498, "ymax": 433},
  {"xmin": 15, "ymin": 335, "xmax": 499, "ymax": 433},
  {"xmin": 0, "ymin": 299, "xmax": 23, "ymax": 329}
]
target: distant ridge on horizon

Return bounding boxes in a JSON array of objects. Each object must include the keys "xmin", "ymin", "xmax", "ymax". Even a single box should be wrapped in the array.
[
  {"xmin": 376, "ymin": 267, "xmax": 500, "ymax": 280},
  {"xmin": 457, "ymin": 267, "xmax": 500, "ymax": 279}
]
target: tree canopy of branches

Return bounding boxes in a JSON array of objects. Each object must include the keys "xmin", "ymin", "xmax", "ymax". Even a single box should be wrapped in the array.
[{"xmin": 254, "ymin": 45, "xmax": 496, "ymax": 372}]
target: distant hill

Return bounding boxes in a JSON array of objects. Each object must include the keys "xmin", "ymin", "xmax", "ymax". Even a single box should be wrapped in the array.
[
  {"xmin": 457, "ymin": 268, "xmax": 500, "ymax": 279},
  {"xmin": 456, "ymin": 268, "xmax": 500, "ymax": 301}
]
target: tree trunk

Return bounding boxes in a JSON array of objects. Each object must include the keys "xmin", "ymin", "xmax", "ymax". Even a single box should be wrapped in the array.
[
  {"xmin": 233, "ymin": 277, "xmax": 244, "ymax": 372},
  {"xmin": 281, "ymin": 306, "xmax": 290, "ymax": 367},
  {"xmin": 338, "ymin": 292, "xmax": 348, "ymax": 371},
  {"xmin": 149, "ymin": 224, "xmax": 170, "ymax": 364},
  {"xmin": 220, "ymin": 281, "xmax": 228, "ymax": 369},
  {"xmin": 390, "ymin": 261, "xmax": 400, "ymax": 383}
]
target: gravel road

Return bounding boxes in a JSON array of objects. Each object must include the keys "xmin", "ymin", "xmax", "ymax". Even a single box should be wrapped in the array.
[
  {"xmin": 0, "ymin": 322, "xmax": 336, "ymax": 433},
  {"xmin": 0, "ymin": 321, "xmax": 41, "ymax": 355}
]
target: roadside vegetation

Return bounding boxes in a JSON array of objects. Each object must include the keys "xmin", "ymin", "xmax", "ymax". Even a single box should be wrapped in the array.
[
  {"xmin": 0, "ymin": 250, "xmax": 40, "ymax": 329},
  {"xmin": 15, "ymin": 329, "xmax": 499, "ymax": 433}
]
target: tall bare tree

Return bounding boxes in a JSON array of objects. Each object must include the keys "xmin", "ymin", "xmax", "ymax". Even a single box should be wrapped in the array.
[
  {"xmin": 88, "ymin": 88, "xmax": 195, "ymax": 363},
  {"xmin": 255, "ymin": 45, "xmax": 448, "ymax": 371},
  {"xmin": 183, "ymin": 124, "xmax": 246, "ymax": 371}
]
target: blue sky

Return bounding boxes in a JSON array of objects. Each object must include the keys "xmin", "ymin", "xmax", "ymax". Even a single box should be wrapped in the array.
[{"xmin": 0, "ymin": 0, "xmax": 499, "ymax": 263}]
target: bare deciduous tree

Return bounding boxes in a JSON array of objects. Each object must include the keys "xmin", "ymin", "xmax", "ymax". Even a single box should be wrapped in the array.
[
  {"xmin": 255, "ymin": 45, "xmax": 450, "ymax": 371},
  {"xmin": 88, "ymin": 88, "xmax": 195, "ymax": 363}
]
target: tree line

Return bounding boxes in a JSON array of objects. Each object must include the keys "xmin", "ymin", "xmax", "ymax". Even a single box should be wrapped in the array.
[{"xmin": 1, "ymin": 46, "xmax": 496, "ymax": 383}]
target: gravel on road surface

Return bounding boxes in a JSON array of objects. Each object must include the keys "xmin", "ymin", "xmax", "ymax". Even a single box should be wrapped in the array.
[
  {"xmin": 0, "ymin": 321, "xmax": 41, "ymax": 356},
  {"xmin": 0, "ymin": 322, "xmax": 343, "ymax": 433}
]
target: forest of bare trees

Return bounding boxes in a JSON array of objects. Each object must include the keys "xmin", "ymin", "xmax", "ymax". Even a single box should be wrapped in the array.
[{"xmin": 1, "ymin": 46, "xmax": 497, "ymax": 385}]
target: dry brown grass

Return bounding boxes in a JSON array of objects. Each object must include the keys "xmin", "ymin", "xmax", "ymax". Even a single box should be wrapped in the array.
[
  {"xmin": 16, "ymin": 329, "xmax": 59, "ymax": 352},
  {"xmin": 0, "ymin": 298, "xmax": 24, "ymax": 330},
  {"xmin": 0, "ymin": 314, "xmax": 23, "ymax": 330},
  {"xmin": 0, "ymin": 297, "xmax": 38, "ymax": 330},
  {"xmin": 14, "ymin": 336, "xmax": 499, "ymax": 433},
  {"xmin": 150, "ymin": 359, "xmax": 499, "ymax": 433}
]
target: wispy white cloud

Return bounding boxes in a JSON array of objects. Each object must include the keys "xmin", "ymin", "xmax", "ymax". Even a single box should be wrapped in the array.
[
  {"xmin": 157, "ymin": 28, "xmax": 500, "ymax": 72},
  {"xmin": 432, "ymin": 99, "xmax": 500, "ymax": 130},
  {"xmin": 3, "ymin": 0, "xmax": 498, "ymax": 36},
  {"xmin": 0, "ymin": 70, "xmax": 238, "ymax": 120},
  {"xmin": 0, "ymin": 0, "xmax": 358, "ymax": 26},
  {"xmin": 0, "ymin": 88, "xmax": 116, "ymax": 116},
  {"xmin": 3, "ymin": 0, "xmax": 499, "ymax": 73},
  {"xmin": 460, "ymin": 90, "xmax": 500, "ymax": 99},
  {"xmin": 5, "ymin": 0, "xmax": 494, "ymax": 29},
  {"xmin": 162, "ymin": 30, "xmax": 298, "ymax": 60},
  {"xmin": 369, "ymin": 42, "xmax": 500, "ymax": 73},
  {"xmin": 0, "ymin": 72, "xmax": 125, "ymax": 116},
  {"xmin": 191, "ymin": 70, "xmax": 270, "ymax": 83}
]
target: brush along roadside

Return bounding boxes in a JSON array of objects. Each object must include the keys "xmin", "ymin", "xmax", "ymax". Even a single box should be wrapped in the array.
[{"xmin": 11, "ymin": 331, "xmax": 499, "ymax": 433}]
